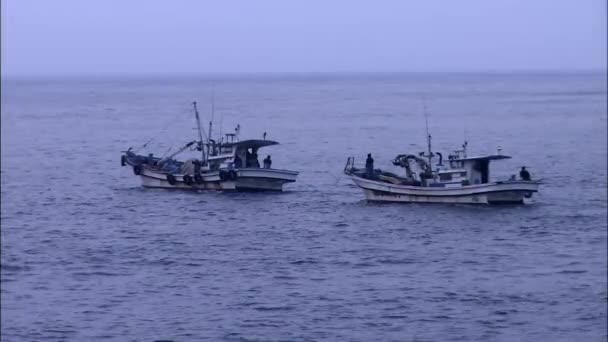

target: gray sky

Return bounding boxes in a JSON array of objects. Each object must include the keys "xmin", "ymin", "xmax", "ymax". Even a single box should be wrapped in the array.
[{"xmin": 1, "ymin": 0, "xmax": 606, "ymax": 76}]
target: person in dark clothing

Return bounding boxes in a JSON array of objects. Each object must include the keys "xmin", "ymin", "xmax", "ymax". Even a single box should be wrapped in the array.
[
  {"xmin": 419, "ymin": 171, "xmax": 427, "ymax": 187},
  {"xmin": 234, "ymin": 155, "xmax": 243, "ymax": 168},
  {"xmin": 263, "ymin": 155, "xmax": 272, "ymax": 169},
  {"xmin": 252, "ymin": 153, "xmax": 260, "ymax": 168},
  {"xmin": 519, "ymin": 166, "xmax": 531, "ymax": 181},
  {"xmin": 245, "ymin": 151, "xmax": 252, "ymax": 167},
  {"xmin": 365, "ymin": 153, "xmax": 374, "ymax": 178}
]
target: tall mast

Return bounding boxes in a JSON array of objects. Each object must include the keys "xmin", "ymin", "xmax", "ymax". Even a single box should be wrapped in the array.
[
  {"xmin": 207, "ymin": 84, "xmax": 215, "ymax": 158},
  {"xmin": 424, "ymin": 101, "xmax": 432, "ymax": 168},
  {"xmin": 193, "ymin": 101, "xmax": 207, "ymax": 162},
  {"xmin": 209, "ymin": 85, "xmax": 214, "ymax": 143}
]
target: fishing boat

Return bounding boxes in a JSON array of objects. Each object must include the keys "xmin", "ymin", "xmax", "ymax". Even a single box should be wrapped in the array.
[
  {"xmin": 121, "ymin": 102, "xmax": 298, "ymax": 191},
  {"xmin": 344, "ymin": 137, "xmax": 541, "ymax": 204}
]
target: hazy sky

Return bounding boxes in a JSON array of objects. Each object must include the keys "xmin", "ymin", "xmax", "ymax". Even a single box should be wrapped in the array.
[{"xmin": 1, "ymin": 0, "xmax": 606, "ymax": 76}]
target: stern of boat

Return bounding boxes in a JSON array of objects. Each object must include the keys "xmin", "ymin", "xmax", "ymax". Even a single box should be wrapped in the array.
[
  {"xmin": 234, "ymin": 168, "xmax": 299, "ymax": 192},
  {"xmin": 485, "ymin": 180, "xmax": 541, "ymax": 204}
]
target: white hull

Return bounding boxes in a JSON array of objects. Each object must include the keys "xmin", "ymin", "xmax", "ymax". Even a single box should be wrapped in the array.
[
  {"xmin": 133, "ymin": 166, "xmax": 297, "ymax": 192},
  {"xmin": 349, "ymin": 175, "xmax": 540, "ymax": 204},
  {"xmin": 232, "ymin": 168, "xmax": 298, "ymax": 191}
]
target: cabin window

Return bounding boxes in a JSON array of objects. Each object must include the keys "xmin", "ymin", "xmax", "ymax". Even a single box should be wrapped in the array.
[
  {"xmin": 460, "ymin": 172, "xmax": 467, "ymax": 177},
  {"xmin": 439, "ymin": 173, "xmax": 452, "ymax": 181}
]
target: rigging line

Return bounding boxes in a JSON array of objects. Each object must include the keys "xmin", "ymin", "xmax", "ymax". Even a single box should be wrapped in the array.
[
  {"xmin": 134, "ymin": 136, "xmax": 156, "ymax": 153},
  {"xmin": 193, "ymin": 101, "xmax": 209, "ymax": 141},
  {"xmin": 135, "ymin": 106, "xmax": 192, "ymax": 152},
  {"xmin": 208, "ymin": 82, "xmax": 215, "ymax": 142},
  {"xmin": 160, "ymin": 145, "xmax": 173, "ymax": 159}
]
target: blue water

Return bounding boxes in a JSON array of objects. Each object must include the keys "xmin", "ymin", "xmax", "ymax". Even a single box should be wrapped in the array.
[{"xmin": 1, "ymin": 72, "xmax": 607, "ymax": 341}]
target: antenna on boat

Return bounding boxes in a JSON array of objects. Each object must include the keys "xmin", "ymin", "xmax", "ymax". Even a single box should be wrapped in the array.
[{"xmin": 193, "ymin": 101, "xmax": 207, "ymax": 162}]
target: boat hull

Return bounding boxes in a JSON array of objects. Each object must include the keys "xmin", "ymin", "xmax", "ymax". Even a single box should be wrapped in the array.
[
  {"xmin": 233, "ymin": 168, "xmax": 298, "ymax": 191},
  {"xmin": 127, "ymin": 163, "xmax": 297, "ymax": 192},
  {"xmin": 348, "ymin": 175, "xmax": 540, "ymax": 204}
]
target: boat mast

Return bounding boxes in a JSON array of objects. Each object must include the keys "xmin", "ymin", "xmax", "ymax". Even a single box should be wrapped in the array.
[
  {"xmin": 463, "ymin": 127, "xmax": 468, "ymax": 158},
  {"xmin": 424, "ymin": 101, "xmax": 433, "ymax": 169},
  {"xmin": 193, "ymin": 101, "xmax": 207, "ymax": 162},
  {"xmin": 207, "ymin": 84, "xmax": 215, "ymax": 157},
  {"xmin": 209, "ymin": 85, "xmax": 214, "ymax": 142}
]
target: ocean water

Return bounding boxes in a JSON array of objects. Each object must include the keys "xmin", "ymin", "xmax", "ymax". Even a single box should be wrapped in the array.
[{"xmin": 1, "ymin": 72, "xmax": 606, "ymax": 341}]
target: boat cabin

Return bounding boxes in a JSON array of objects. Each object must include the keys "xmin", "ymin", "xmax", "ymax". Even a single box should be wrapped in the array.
[
  {"xmin": 207, "ymin": 139, "xmax": 279, "ymax": 170},
  {"xmin": 433, "ymin": 169, "xmax": 469, "ymax": 187},
  {"xmin": 436, "ymin": 155, "xmax": 511, "ymax": 186}
]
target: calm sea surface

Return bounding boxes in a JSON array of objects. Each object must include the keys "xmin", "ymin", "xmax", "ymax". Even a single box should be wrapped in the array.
[{"xmin": 1, "ymin": 72, "xmax": 607, "ymax": 341}]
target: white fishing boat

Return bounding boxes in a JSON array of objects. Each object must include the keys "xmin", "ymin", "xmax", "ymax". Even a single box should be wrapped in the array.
[
  {"xmin": 344, "ymin": 137, "xmax": 541, "ymax": 204},
  {"xmin": 121, "ymin": 102, "xmax": 298, "ymax": 192}
]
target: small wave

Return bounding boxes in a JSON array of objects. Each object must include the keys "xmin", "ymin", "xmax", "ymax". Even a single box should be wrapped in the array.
[
  {"xmin": 273, "ymin": 275, "xmax": 298, "ymax": 280},
  {"xmin": 44, "ymin": 329, "xmax": 77, "ymax": 335},
  {"xmin": 253, "ymin": 305, "xmax": 294, "ymax": 311},
  {"xmin": 0, "ymin": 263, "xmax": 30, "ymax": 272},
  {"xmin": 376, "ymin": 258, "xmax": 416, "ymax": 265},
  {"xmin": 353, "ymin": 262, "xmax": 376, "ymax": 267},
  {"xmin": 184, "ymin": 262, "xmax": 202, "ymax": 267},
  {"xmin": 557, "ymin": 270, "xmax": 588, "ymax": 274},
  {"xmin": 72, "ymin": 271, "xmax": 128, "ymax": 277},
  {"xmin": 493, "ymin": 310, "xmax": 510, "ymax": 315},
  {"xmin": 381, "ymin": 315, "xmax": 408, "ymax": 319},
  {"xmin": 290, "ymin": 259, "xmax": 318, "ymax": 265}
]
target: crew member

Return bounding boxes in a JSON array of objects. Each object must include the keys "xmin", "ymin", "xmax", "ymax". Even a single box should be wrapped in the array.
[
  {"xmin": 245, "ymin": 150, "xmax": 252, "ymax": 167},
  {"xmin": 234, "ymin": 155, "xmax": 243, "ymax": 168},
  {"xmin": 365, "ymin": 153, "xmax": 374, "ymax": 178},
  {"xmin": 519, "ymin": 166, "xmax": 531, "ymax": 181},
  {"xmin": 263, "ymin": 155, "xmax": 272, "ymax": 169},
  {"xmin": 252, "ymin": 153, "xmax": 260, "ymax": 168}
]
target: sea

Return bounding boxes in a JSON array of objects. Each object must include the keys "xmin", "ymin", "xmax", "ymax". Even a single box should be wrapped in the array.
[{"xmin": 1, "ymin": 72, "xmax": 607, "ymax": 341}]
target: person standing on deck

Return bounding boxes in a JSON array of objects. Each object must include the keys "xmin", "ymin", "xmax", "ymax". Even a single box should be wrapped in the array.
[
  {"xmin": 245, "ymin": 150, "xmax": 252, "ymax": 167},
  {"xmin": 234, "ymin": 155, "xmax": 243, "ymax": 168},
  {"xmin": 252, "ymin": 152, "xmax": 260, "ymax": 168},
  {"xmin": 519, "ymin": 166, "xmax": 531, "ymax": 181},
  {"xmin": 263, "ymin": 155, "xmax": 272, "ymax": 169},
  {"xmin": 365, "ymin": 153, "xmax": 374, "ymax": 178}
]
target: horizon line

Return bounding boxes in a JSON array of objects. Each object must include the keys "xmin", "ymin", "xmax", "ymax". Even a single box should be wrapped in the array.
[{"xmin": 2, "ymin": 68, "xmax": 607, "ymax": 80}]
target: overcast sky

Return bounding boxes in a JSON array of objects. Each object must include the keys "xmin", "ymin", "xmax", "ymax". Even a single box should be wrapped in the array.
[{"xmin": 1, "ymin": 0, "xmax": 606, "ymax": 76}]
